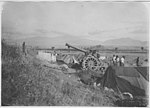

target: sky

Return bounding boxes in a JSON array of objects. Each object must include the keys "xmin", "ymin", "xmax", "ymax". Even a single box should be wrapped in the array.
[{"xmin": 2, "ymin": 2, "xmax": 149, "ymax": 41}]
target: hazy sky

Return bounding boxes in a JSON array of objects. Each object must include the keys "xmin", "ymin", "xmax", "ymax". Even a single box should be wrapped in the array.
[{"xmin": 2, "ymin": 2, "xmax": 149, "ymax": 41}]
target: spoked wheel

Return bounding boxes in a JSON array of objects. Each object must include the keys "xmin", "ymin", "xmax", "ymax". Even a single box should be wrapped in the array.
[
  {"xmin": 82, "ymin": 55, "xmax": 108, "ymax": 77},
  {"xmin": 82, "ymin": 55, "xmax": 100, "ymax": 71}
]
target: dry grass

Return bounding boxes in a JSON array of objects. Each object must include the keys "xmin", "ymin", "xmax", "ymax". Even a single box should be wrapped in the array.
[{"xmin": 2, "ymin": 40, "xmax": 120, "ymax": 106}]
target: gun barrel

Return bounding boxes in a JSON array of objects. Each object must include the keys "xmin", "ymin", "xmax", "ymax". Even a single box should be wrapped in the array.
[{"xmin": 65, "ymin": 43, "xmax": 87, "ymax": 53}]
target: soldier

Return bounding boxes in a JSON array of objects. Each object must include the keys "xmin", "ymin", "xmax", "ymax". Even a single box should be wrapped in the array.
[
  {"xmin": 120, "ymin": 56, "xmax": 125, "ymax": 66},
  {"xmin": 91, "ymin": 50, "xmax": 97, "ymax": 56},
  {"xmin": 97, "ymin": 53, "xmax": 101, "ymax": 60},
  {"xmin": 116, "ymin": 55, "xmax": 120, "ymax": 66},
  {"xmin": 136, "ymin": 57, "xmax": 140, "ymax": 66},
  {"xmin": 112, "ymin": 55, "xmax": 116, "ymax": 65},
  {"xmin": 22, "ymin": 42, "xmax": 26, "ymax": 55}
]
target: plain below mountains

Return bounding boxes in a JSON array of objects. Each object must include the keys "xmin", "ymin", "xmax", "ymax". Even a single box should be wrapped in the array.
[{"xmin": 15, "ymin": 36, "xmax": 147, "ymax": 48}]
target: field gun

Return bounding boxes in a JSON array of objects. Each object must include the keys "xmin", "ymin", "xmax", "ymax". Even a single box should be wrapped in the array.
[
  {"xmin": 65, "ymin": 43, "xmax": 96, "ymax": 55},
  {"xmin": 65, "ymin": 43, "xmax": 87, "ymax": 54},
  {"xmin": 65, "ymin": 43, "xmax": 108, "ymax": 75}
]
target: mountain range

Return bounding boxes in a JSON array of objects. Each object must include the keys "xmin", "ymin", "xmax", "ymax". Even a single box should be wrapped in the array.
[
  {"xmin": 102, "ymin": 37, "xmax": 148, "ymax": 47},
  {"xmin": 16, "ymin": 35, "xmax": 102, "ymax": 48},
  {"xmin": 5, "ymin": 35, "xmax": 148, "ymax": 48}
]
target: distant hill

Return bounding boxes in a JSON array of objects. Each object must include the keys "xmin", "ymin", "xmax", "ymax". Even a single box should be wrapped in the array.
[
  {"xmin": 102, "ymin": 38, "xmax": 148, "ymax": 47},
  {"xmin": 16, "ymin": 35, "xmax": 102, "ymax": 48}
]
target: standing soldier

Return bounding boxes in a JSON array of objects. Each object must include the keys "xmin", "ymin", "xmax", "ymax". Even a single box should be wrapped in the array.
[
  {"xmin": 112, "ymin": 55, "xmax": 116, "ymax": 65},
  {"xmin": 22, "ymin": 42, "xmax": 26, "ymax": 55},
  {"xmin": 136, "ymin": 57, "xmax": 140, "ymax": 66},
  {"xmin": 120, "ymin": 56, "xmax": 125, "ymax": 66},
  {"xmin": 92, "ymin": 50, "xmax": 97, "ymax": 57},
  {"xmin": 116, "ymin": 55, "xmax": 120, "ymax": 66}
]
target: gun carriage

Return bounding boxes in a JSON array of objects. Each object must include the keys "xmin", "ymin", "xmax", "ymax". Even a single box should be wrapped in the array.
[{"xmin": 65, "ymin": 43, "xmax": 108, "ymax": 75}]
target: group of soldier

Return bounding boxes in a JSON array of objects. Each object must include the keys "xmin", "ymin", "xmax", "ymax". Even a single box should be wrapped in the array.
[
  {"xmin": 112, "ymin": 55, "xmax": 125, "ymax": 66},
  {"xmin": 112, "ymin": 55, "xmax": 142, "ymax": 67}
]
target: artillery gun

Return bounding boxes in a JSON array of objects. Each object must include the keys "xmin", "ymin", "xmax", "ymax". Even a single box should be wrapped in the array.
[{"xmin": 65, "ymin": 43, "xmax": 108, "ymax": 75}]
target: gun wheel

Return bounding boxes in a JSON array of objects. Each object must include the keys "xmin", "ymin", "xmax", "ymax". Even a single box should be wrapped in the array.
[{"xmin": 82, "ymin": 55, "xmax": 99, "ymax": 71}]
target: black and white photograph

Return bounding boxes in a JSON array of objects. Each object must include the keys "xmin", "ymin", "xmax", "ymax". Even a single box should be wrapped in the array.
[{"xmin": 1, "ymin": 1, "xmax": 149, "ymax": 106}]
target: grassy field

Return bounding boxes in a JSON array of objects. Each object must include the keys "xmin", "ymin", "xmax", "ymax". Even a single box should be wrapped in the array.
[{"xmin": 2, "ymin": 40, "xmax": 122, "ymax": 106}]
